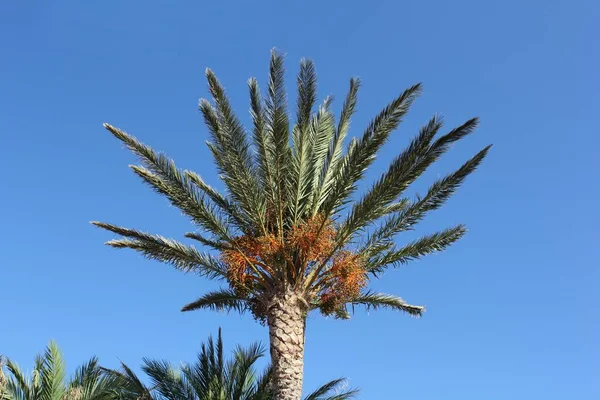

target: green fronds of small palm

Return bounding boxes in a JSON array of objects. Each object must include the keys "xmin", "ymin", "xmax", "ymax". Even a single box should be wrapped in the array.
[
  {"xmin": 94, "ymin": 50, "xmax": 490, "ymax": 320},
  {"xmin": 2, "ymin": 342, "xmax": 117, "ymax": 400},
  {"xmin": 103, "ymin": 329, "xmax": 357, "ymax": 400}
]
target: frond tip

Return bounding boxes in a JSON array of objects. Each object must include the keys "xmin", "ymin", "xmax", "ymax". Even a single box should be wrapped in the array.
[{"xmin": 351, "ymin": 291, "xmax": 425, "ymax": 316}]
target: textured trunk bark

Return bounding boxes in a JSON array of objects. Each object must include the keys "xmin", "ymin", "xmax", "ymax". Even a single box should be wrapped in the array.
[{"xmin": 267, "ymin": 290, "xmax": 306, "ymax": 400}]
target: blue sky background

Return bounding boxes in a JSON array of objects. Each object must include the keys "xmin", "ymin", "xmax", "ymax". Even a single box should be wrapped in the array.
[{"xmin": 1, "ymin": 1, "xmax": 598, "ymax": 398}]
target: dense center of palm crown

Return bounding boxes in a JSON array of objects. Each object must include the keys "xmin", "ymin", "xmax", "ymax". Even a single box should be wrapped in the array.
[{"xmin": 222, "ymin": 214, "xmax": 367, "ymax": 318}]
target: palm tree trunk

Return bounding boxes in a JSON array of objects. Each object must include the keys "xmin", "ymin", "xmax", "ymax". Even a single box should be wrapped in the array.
[{"xmin": 267, "ymin": 290, "xmax": 307, "ymax": 400}]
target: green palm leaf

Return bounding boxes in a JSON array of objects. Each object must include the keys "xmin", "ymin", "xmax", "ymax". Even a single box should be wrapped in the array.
[
  {"xmin": 103, "ymin": 330, "xmax": 356, "ymax": 400},
  {"xmin": 350, "ymin": 291, "xmax": 424, "ymax": 316},
  {"xmin": 181, "ymin": 289, "xmax": 249, "ymax": 313},
  {"xmin": 202, "ymin": 68, "xmax": 266, "ymax": 232},
  {"xmin": 319, "ymin": 83, "xmax": 422, "ymax": 220},
  {"xmin": 367, "ymin": 225, "xmax": 467, "ymax": 274},
  {"xmin": 363, "ymin": 144, "xmax": 491, "ymax": 258},
  {"xmin": 39, "ymin": 341, "xmax": 66, "ymax": 400},
  {"xmin": 312, "ymin": 78, "xmax": 360, "ymax": 215},
  {"xmin": 265, "ymin": 49, "xmax": 293, "ymax": 235},
  {"xmin": 91, "ymin": 222, "xmax": 228, "ymax": 280},
  {"xmin": 3, "ymin": 342, "xmax": 116, "ymax": 400}
]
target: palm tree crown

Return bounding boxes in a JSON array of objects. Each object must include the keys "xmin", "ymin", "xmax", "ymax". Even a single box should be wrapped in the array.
[{"xmin": 93, "ymin": 49, "xmax": 490, "ymax": 399}]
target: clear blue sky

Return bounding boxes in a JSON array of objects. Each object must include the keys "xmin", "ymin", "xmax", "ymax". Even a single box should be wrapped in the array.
[{"xmin": 1, "ymin": 1, "xmax": 598, "ymax": 398}]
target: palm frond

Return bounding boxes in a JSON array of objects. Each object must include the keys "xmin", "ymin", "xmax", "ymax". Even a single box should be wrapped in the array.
[
  {"xmin": 181, "ymin": 289, "xmax": 250, "ymax": 313},
  {"xmin": 308, "ymin": 98, "xmax": 336, "ymax": 210},
  {"xmin": 351, "ymin": 291, "xmax": 424, "ymax": 316},
  {"xmin": 304, "ymin": 378, "xmax": 358, "ymax": 400},
  {"xmin": 230, "ymin": 342, "xmax": 265, "ymax": 400},
  {"xmin": 4, "ymin": 359, "xmax": 31, "ymax": 400},
  {"xmin": 290, "ymin": 59, "xmax": 318, "ymax": 224},
  {"xmin": 202, "ymin": 69, "xmax": 266, "ymax": 232},
  {"xmin": 103, "ymin": 124, "xmax": 233, "ymax": 240},
  {"xmin": 296, "ymin": 58, "xmax": 318, "ymax": 133},
  {"xmin": 333, "ymin": 308, "xmax": 351, "ymax": 320},
  {"xmin": 184, "ymin": 231, "xmax": 230, "ymax": 251},
  {"xmin": 251, "ymin": 365, "xmax": 272, "ymax": 400},
  {"xmin": 249, "ymin": 77, "xmax": 277, "ymax": 215},
  {"xmin": 142, "ymin": 359, "xmax": 188, "ymax": 400},
  {"xmin": 338, "ymin": 115, "xmax": 443, "ymax": 242},
  {"xmin": 185, "ymin": 170, "xmax": 250, "ymax": 233},
  {"xmin": 69, "ymin": 357, "xmax": 105, "ymax": 399},
  {"xmin": 363, "ymin": 144, "xmax": 491, "ymax": 253},
  {"xmin": 292, "ymin": 97, "xmax": 334, "ymax": 223},
  {"xmin": 102, "ymin": 362, "xmax": 153, "ymax": 400},
  {"xmin": 40, "ymin": 341, "xmax": 66, "ymax": 400},
  {"xmin": 70, "ymin": 357, "xmax": 98, "ymax": 387},
  {"xmin": 187, "ymin": 330, "xmax": 224, "ymax": 398},
  {"xmin": 313, "ymin": 78, "xmax": 361, "ymax": 214},
  {"xmin": 367, "ymin": 225, "xmax": 467, "ymax": 274},
  {"xmin": 319, "ymin": 83, "xmax": 422, "ymax": 219},
  {"xmin": 265, "ymin": 49, "xmax": 292, "ymax": 235},
  {"xmin": 91, "ymin": 221, "xmax": 228, "ymax": 280}
]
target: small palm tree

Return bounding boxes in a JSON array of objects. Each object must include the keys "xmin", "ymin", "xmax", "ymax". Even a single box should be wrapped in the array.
[
  {"xmin": 94, "ymin": 49, "xmax": 490, "ymax": 399},
  {"xmin": 1, "ymin": 341, "xmax": 117, "ymax": 400},
  {"xmin": 106, "ymin": 329, "xmax": 357, "ymax": 400}
]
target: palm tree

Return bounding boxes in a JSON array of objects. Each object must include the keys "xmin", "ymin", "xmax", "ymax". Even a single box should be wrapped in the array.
[
  {"xmin": 93, "ymin": 49, "xmax": 490, "ymax": 399},
  {"xmin": 1, "ymin": 341, "xmax": 117, "ymax": 400},
  {"xmin": 106, "ymin": 329, "xmax": 356, "ymax": 400}
]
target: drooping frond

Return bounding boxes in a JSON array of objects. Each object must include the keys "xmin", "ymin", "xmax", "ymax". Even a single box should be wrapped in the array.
[
  {"xmin": 351, "ymin": 291, "xmax": 424, "ymax": 316},
  {"xmin": 181, "ymin": 289, "xmax": 249, "ymax": 313},
  {"xmin": 367, "ymin": 225, "xmax": 467, "ymax": 274},
  {"xmin": 103, "ymin": 124, "xmax": 233, "ymax": 240},
  {"xmin": 319, "ymin": 83, "xmax": 422, "ymax": 219},
  {"xmin": 91, "ymin": 222, "xmax": 228, "ymax": 280}
]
